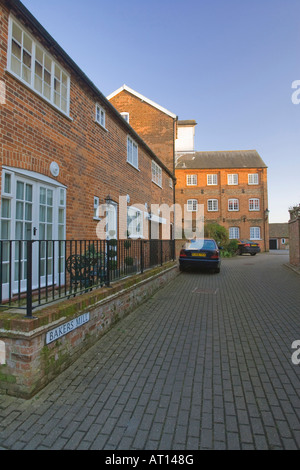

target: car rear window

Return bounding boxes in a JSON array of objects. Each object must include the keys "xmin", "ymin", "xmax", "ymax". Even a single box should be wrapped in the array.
[{"xmin": 185, "ymin": 240, "xmax": 216, "ymax": 250}]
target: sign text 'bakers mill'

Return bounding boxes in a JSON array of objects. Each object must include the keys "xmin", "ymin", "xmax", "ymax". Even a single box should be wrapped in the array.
[{"xmin": 46, "ymin": 313, "xmax": 90, "ymax": 344}]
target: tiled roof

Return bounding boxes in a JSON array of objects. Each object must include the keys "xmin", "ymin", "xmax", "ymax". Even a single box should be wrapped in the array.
[{"xmin": 176, "ymin": 150, "xmax": 267, "ymax": 169}]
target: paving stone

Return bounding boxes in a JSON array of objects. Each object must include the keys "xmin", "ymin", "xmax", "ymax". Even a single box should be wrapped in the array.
[{"xmin": 0, "ymin": 252, "xmax": 299, "ymax": 450}]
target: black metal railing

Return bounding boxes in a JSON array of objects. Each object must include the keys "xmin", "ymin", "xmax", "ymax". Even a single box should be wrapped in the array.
[{"xmin": 0, "ymin": 239, "xmax": 175, "ymax": 317}]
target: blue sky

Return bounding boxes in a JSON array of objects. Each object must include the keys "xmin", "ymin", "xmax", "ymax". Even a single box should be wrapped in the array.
[{"xmin": 21, "ymin": 0, "xmax": 300, "ymax": 223}]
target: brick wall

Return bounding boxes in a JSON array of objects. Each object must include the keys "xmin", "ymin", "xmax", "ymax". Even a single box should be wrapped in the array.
[
  {"xmin": 108, "ymin": 89, "xmax": 176, "ymax": 175},
  {"xmin": 175, "ymin": 167, "xmax": 269, "ymax": 250},
  {"xmin": 0, "ymin": 3, "xmax": 174, "ymax": 240},
  {"xmin": 288, "ymin": 207, "xmax": 300, "ymax": 266}
]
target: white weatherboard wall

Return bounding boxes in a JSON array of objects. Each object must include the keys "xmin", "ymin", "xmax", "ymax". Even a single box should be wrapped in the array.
[{"xmin": 175, "ymin": 125, "xmax": 195, "ymax": 153}]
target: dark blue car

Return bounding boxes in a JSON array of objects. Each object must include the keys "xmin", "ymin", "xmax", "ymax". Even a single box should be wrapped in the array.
[{"xmin": 179, "ymin": 238, "xmax": 221, "ymax": 273}]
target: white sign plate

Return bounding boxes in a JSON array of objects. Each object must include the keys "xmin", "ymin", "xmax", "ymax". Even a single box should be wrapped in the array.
[{"xmin": 46, "ymin": 313, "xmax": 90, "ymax": 344}]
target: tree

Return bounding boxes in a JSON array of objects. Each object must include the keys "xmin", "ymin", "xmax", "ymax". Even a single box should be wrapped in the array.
[{"xmin": 204, "ymin": 223, "xmax": 229, "ymax": 246}]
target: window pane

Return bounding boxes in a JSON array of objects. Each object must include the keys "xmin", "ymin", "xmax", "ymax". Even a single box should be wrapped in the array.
[
  {"xmin": 23, "ymin": 33, "xmax": 32, "ymax": 53},
  {"xmin": 12, "ymin": 39, "xmax": 21, "ymax": 59},
  {"xmin": 4, "ymin": 173, "xmax": 11, "ymax": 194},
  {"xmin": 11, "ymin": 55, "xmax": 21, "ymax": 76},
  {"xmin": 17, "ymin": 182, "xmax": 24, "ymax": 200},
  {"xmin": 12, "ymin": 22, "xmax": 22, "ymax": 43},
  {"xmin": 40, "ymin": 187, "xmax": 46, "ymax": 204},
  {"xmin": 1, "ymin": 199, "xmax": 11, "ymax": 219}
]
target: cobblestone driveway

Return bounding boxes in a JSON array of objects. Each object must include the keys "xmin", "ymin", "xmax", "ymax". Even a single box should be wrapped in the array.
[{"xmin": 0, "ymin": 251, "xmax": 299, "ymax": 450}]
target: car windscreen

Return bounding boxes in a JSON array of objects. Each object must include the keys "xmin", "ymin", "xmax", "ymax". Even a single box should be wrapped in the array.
[{"xmin": 185, "ymin": 240, "xmax": 216, "ymax": 250}]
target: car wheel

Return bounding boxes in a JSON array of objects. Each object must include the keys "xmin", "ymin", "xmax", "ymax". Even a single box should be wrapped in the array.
[
  {"xmin": 250, "ymin": 253, "xmax": 256, "ymax": 256},
  {"xmin": 215, "ymin": 268, "xmax": 220, "ymax": 273}
]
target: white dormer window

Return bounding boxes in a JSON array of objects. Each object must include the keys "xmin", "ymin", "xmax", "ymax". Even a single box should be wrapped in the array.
[{"xmin": 95, "ymin": 104, "xmax": 106, "ymax": 128}]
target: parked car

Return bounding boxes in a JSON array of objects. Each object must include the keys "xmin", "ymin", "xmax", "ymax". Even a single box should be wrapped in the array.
[
  {"xmin": 179, "ymin": 238, "xmax": 221, "ymax": 273},
  {"xmin": 237, "ymin": 239, "xmax": 260, "ymax": 256}
]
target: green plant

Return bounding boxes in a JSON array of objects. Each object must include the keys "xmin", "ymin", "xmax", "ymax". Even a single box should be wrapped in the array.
[
  {"xmin": 204, "ymin": 223, "xmax": 229, "ymax": 246},
  {"xmin": 124, "ymin": 256, "xmax": 134, "ymax": 266}
]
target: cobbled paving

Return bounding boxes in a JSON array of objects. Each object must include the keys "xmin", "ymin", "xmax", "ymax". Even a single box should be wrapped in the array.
[{"xmin": 0, "ymin": 252, "xmax": 299, "ymax": 450}]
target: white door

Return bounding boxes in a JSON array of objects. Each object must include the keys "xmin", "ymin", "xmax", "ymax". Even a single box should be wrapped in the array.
[{"xmin": 1, "ymin": 170, "xmax": 66, "ymax": 300}]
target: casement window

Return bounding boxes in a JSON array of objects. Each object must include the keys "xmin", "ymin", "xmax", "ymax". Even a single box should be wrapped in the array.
[
  {"xmin": 249, "ymin": 198, "xmax": 260, "ymax": 211},
  {"xmin": 228, "ymin": 174, "xmax": 238, "ymax": 185},
  {"xmin": 228, "ymin": 198, "xmax": 239, "ymax": 211},
  {"xmin": 229, "ymin": 227, "xmax": 240, "ymax": 239},
  {"xmin": 248, "ymin": 173, "xmax": 259, "ymax": 185},
  {"xmin": 152, "ymin": 161, "xmax": 162, "ymax": 187},
  {"xmin": 95, "ymin": 104, "xmax": 106, "ymax": 128},
  {"xmin": 93, "ymin": 196, "xmax": 100, "ymax": 219},
  {"xmin": 186, "ymin": 174, "xmax": 197, "ymax": 186},
  {"xmin": 127, "ymin": 206, "xmax": 143, "ymax": 238},
  {"xmin": 250, "ymin": 227, "xmax": 261, "ymax": 240},
  {"xmin": 121, "ymin": 112, "xmax": 129, "ymax": 123},
  {"xmin": 207, "ymin": 174, "xmax": 217, "ymax": 185},
  {"xmin": 8, "ymin": 17, "xmax": 70, "ymax": 115},
  {"xmin": 187, "ymin": 199, "xmax": 198, "ymax": 212},
  {"xmin": 127, "ymin": 136, "xmax": 138, "ymax": 169},
  {"xmin": 207, "ymin": 199, "xmax": 218, "ymax": 211}
]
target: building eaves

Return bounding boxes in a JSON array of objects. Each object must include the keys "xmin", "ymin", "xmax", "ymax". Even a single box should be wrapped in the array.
[
  {"xmin": 4, "ymin": 0, "xmax": 175, "ymax": 180},
  {"xmin": 176, "ymin": 150, "xmax": 267, "ymax": 170},
  {"xmin": 107, "ymin": 84, "xmax": 178, "ymax": 120}
]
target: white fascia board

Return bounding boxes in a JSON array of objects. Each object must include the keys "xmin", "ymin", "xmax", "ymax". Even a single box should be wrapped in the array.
[{"xmin": 107, "ymin": 84, "xmax": 177, "ymax": 120}]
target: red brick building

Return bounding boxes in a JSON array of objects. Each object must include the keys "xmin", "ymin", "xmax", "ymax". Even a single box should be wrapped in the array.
[
  {"xmin": 0, "ymin": 0, "xmax": 175, "ymax": 299},
  {"xmin": 109, "ymin": 89, "xmax": 269, "ymax": 251},
  {"xmin": 175, "ymin": 151, "xmax": 269, "ymax": 250},
  {"xmin": 107, "ymin": 84, "xmax": 177, "ymax": 175}
]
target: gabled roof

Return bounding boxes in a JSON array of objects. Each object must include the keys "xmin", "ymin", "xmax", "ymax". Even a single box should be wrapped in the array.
[
  {"xmin": 176, "ymin": 150, "xmax": 267, "ymax": 169},
  {"xmin": 107, "ymin": 85, "xmax": 177, "ymax": 120}
]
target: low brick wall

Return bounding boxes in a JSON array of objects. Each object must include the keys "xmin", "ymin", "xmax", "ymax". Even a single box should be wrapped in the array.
[{"xmin": 0, "ymin": 262, "xmax": 179, "ymax": 398}]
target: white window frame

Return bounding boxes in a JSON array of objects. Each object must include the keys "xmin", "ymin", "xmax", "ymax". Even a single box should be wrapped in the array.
[
  {"xmin": 228, "ymin": 174, "xmax": 238, "ymax": 185},
  {"xmin": 207, "ymin": 174, "xmax": 217, "ymax": 185},
  {"xmin": 187, "ymin": 199, "xmax": 198, "ymax": 212},
  {"xmin": 207, "ymin": 199, "xmax": 218, "ymax": 211},
  {"xmin": 229, "ymin": 227, "xmax": 240, "ymax": 239},
  {"xmin": 7, "ymin": 16, "xmax": 70, "ymax": 116},
  {"xmin": 127, "ymin": 206, "xmax": 143, "ymax": 239},
  {"xmin": 228, "ymin": 198, "xmax": 239, "ymax": 211},
  {"xmin": 248, "ymin": 173, "xmax": 259, "ymax": 185},
  {"xmin": 186, "ymin": 174, "xmax": 197, "ymax": 186},
  {"xmin": 250, "ymin": 227, "xmax": 261, "ymax": 240},
  {"xmin": 95, "ymin": 104, "xmax": 106, "ymax": 129},
  {"xmin": 127, "ymin": 136, "xmax": 139, "ymax": 170},
  {"xmin": 152, "ymin": 161, "xmax": 162, "ymax": 188},
  {"xmin": 121, "ymin": 112, "xmax": 129, "ymax": 123},
  {"xmin": 249, "ymin": 198, "xmax": 260, "ymax": 211},
  {"xmin": 93, "ymin": 196, "xmax": 100, "ymax": 219}
]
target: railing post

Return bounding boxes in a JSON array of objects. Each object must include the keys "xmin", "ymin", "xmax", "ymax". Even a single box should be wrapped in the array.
[
  {"xmin": 26, "ymin": 240, "xmax": 34, "ymax": 319},
  {"xmin": 106, "ymin": 239, "xmax": 110, "ymax": 287},
  {"xmin": 140, "ymin": 239, "xmax": 144, "ymax": 274}
]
